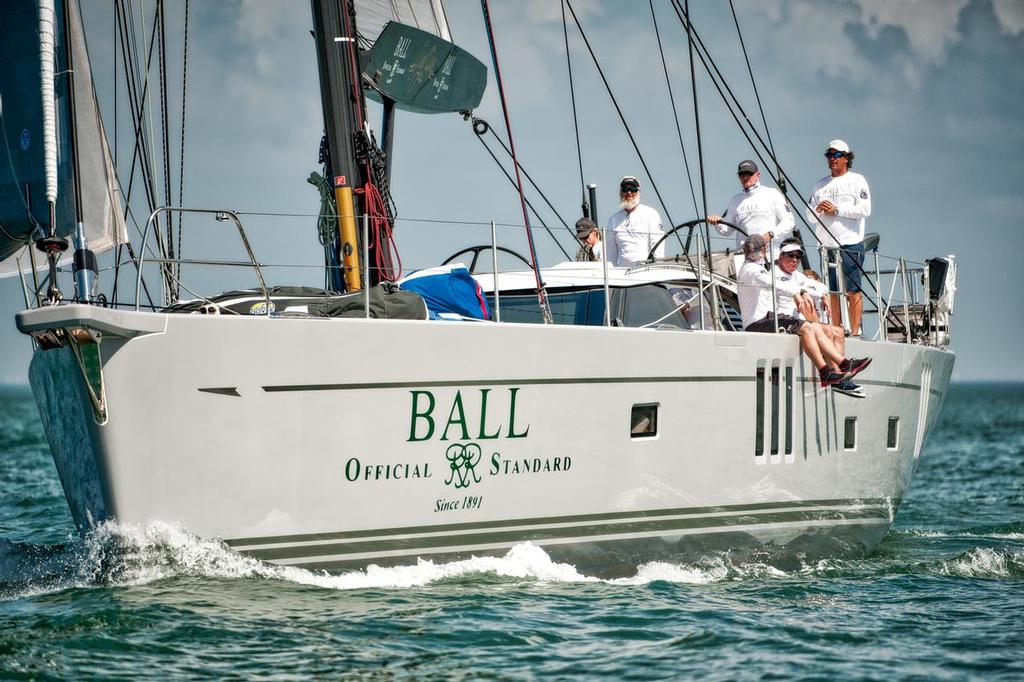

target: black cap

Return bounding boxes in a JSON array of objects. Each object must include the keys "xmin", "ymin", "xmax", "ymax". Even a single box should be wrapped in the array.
[
  {"xmin": 737, "ymin": 160, "xmax": 758, "ymax": 174},
  {"xmin": 575, "ymin": 217, "xmax": 597, "ymax": 238}
]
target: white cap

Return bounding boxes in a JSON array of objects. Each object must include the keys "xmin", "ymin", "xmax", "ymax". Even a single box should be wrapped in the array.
[
  {"xmin": 827, "ymin": 139, "xmax": 850, "ymax": 153},
  {"xmin": 780, "ymin": 243, "xmax": 804, "ymax": 254}
]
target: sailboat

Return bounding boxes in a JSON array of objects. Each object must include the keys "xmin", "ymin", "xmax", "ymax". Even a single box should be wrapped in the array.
[{"xmin": 3, "ymin": 0, "xmax": 956, "ymax": 576}]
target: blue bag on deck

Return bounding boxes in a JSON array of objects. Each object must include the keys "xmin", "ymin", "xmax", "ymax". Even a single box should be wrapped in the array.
[{"xmin": 398, "ymin": 265, "xmax": 490, "ymax": 320}]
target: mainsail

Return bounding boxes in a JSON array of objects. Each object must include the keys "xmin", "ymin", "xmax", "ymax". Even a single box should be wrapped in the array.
[{"xmin": 0, "ymin": 0, "xmax": 127, "ymax": 277}]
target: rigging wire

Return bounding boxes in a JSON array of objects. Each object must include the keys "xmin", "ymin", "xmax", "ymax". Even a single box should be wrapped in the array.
[
  {"xmin": 728, "ymin": 0, "xmax": 781, "ymax": 191},
  {"xmin": 668, "ymin": 0, "xmax": 905, "ymax": 332},
  {"xmin": 649, "ymin": 0, "xmax": 699, "ymax": 218},
  {"xmin": 156, "ymin": 0, "xmax": 176, "ymax": 296},
  {"xmin": 683, "ymin": 0, "xmax": 709, "ymax": 253},
  {"xmin": 563, "ymin": 0, "xmax": 676, "ymax": 230},
  {"xmin": 560, "ymin": 0, "xmax": 586, "ymax": 212},
  {"xmin": 470, "ymin": 124, "xmax": 572, "ymax": 260},
  {"xmin": 471, "ymin": 116, "xmax": 578, "ymax": 249},
  {"xmin": 176, "ymin": 0, "xmax": 190, "ymax": 277},
  {"xmin": 479, "ymin": 0, "xmax": 552, "ymax": 324}
]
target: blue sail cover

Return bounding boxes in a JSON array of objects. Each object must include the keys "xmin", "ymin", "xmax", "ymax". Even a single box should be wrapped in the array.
[{"xmin": 399, "ymin": 265, "xmax": 490, "ymax": 320}]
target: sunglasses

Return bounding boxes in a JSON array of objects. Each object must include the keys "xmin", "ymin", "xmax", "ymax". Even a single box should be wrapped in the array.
[
  {"xmin": 738, "ymin": 171, "xmax": 755, "ymax": 178},
  {"xmin": 824, "ymin": 151, "xmax": 847, "ymax": 159},
  {"xmin": 781, "ymin": 251, "xmax": 803, "ymax": 259},
  {"xmin": 620, "ymin": 187, "xmax": 639, "ymax": 194}
]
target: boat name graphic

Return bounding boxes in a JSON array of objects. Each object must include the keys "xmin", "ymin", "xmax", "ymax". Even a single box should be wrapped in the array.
[
  {"xmin": 341, "ymin": 387, "xmax": 571, "ymax": 489},
  {"xmin": 407, "ymin": 388, "xmax": 530, "ymax": 442}
]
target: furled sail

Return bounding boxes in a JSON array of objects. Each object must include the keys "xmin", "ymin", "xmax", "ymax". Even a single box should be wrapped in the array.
[
  {"xmin": 355, "ymin": 0, "xmax": 452, "ymax": 43},
  {"xmin": 0, "ymin": 0, "xmax": 127, "ymax": 277}
]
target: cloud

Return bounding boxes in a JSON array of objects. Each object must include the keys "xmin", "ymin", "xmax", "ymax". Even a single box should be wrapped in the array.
[
  {"xmin": 991, "ymin": 0, "xmax": 1024, "ymax": 35},
  {"xmin": 742, "ymin": 0, "xmax": 1021, "ymax": 92},
  {"xmin": 856, "ymin": 0, "xmax": 969, "ymax": 63}
]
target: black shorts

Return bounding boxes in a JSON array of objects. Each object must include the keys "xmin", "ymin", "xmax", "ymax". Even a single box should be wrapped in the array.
[{"xmin": 745, "ymin": 313, "xmax": 805, "ymax": 334}]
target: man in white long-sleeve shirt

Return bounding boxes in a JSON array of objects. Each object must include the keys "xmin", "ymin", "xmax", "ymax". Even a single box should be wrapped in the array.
[
  {"xmin": 708, "ymin": 159, "xmax": 794, "ymax": 254},
  {"xmin": 737, "ymin": 235, "xmax": 871, "ymax": 391},
  {"xmin": 807, "ymin": 139, "xmax": 872, "ymax": 335},
  {"xmin": 774, "ymin": 239, "xmax": 866, "ymax": 397},
  {"xmin": 605, "ymin": 176, "xmax": 665, "ymax": 266}
]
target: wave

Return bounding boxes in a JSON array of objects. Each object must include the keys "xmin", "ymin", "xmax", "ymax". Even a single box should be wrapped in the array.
[
  {"xmin": 2, "ymin": 521, "xmax": 1021, "ymax": 601},
  {"xmin": 890, "ymin": 522, "xmax": 1024, "ymax": 542},
  {"xmin": 0, "ymin": 522, "xmax": 600, "ymax": 600},
  {"xmin": 936, "ymin": 547, "xmax": 1024, "ymax": 579}
]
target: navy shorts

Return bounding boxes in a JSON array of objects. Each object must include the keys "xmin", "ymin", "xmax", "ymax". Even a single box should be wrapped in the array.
[
  {"xmin": 827, "ymin": 243, "xmax": 865, "ymax": 293},
  {"xmin": 745, "ymin": 313, "xmax": 805, "ymax": 334}
]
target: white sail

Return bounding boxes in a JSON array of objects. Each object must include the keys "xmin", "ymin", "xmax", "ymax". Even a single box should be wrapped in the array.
[{"xmin": 355, "ymin": 0, "xmax": 451, "ymax": 42}]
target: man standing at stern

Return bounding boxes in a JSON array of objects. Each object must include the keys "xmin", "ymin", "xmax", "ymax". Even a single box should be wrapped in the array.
[
  {"xmin": 708, "ymin": 159, "xmax": 794, "ymax": 255},
  {"xmin": 808, "ymin": 139, "xmax": 872, "ymax": 336},
  {"xmin": 605, "ymin": 176, "xmax": 665, "ymax": 266}
]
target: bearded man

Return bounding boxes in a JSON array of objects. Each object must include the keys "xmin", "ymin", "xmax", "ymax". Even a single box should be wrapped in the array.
[{"xmin": 604, "ymin": 176, "xmax": 665, "ymax": 266}]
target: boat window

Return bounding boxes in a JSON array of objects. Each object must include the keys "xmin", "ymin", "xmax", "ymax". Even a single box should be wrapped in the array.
[
  {"xmin": 622, "ymin": 285, "xmax": 689, "ymax": 329},
  {"xmin": 887, "ymin": 417, "xmax": 900, "ymax": 450},
  {"xmin": 631, "ymin": 403, "xmax": 658, "ymax": 438},
  {"xmin": 755, "ymin": 366, "xmax": 765, "ymax": 456},
  {"xmin": 486, "ymin": 290, "xmax": 619, "ymax": 326},
  {"xmin": 844, "ymin": 417, "xmax": 857, "ymax": 451}
]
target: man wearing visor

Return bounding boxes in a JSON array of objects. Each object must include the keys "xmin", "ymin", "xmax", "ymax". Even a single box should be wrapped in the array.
[
  {"xmin": 738, "ymin": 234, "xmax": 871, "ymax": 393},
  {"xmin": 808, "ymin": 139, "xmax": 872, "ymax": 336},
  {"xmin": 708, "ymin": 159, "xmax": 794, "ymax": 255},
  {"xmin": 605, "ymin": 176, "xmax": 665, "ymax": 266},
  {"xmin": 773, "ymin": 239, "xmax": 867, "ymax": 397}
]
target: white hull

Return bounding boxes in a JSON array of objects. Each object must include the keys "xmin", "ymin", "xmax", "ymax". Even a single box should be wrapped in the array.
[{"xmin": 19, "ymin": 305, "xmax": 954, "ymax": 576}]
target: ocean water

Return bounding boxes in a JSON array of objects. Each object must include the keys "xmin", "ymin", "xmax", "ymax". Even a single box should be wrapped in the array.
[{"xmin": 0, "ymin": 383, "xmax": 1020, "ymax": 679}]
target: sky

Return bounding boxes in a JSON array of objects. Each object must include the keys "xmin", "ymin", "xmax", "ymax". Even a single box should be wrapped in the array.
[{"xmin": 1, "ymin": 0, "xmax": 1022, "ymax": 383}]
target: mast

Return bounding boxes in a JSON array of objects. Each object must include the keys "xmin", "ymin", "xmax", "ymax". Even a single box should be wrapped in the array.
[{"xmin": 310, "ymin": 0, "xmax": 368, "ymax": 292}]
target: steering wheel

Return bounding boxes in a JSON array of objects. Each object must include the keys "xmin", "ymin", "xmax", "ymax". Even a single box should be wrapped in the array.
[
  {"xmin": 442, "ymin": 245, "xmax": 534, "ymax": 274},
  {"xmin": 645, "ymin": 217, "xmax": 745, "ymax": 261}
]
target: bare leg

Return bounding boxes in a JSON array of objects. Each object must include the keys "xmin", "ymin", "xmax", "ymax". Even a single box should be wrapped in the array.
[
  {"xmin": 813, "ymin": 324, "xmax": 845, "ymax": 366},
  {"xmin": 827, "ymin": 324, "xmax": 845, "ymax": 356},
  {"xmin": 828, "ymin": 293, "xmax": 842, "ymax": 330},
  {"xmin": 797, "ymin": 324, "xmax": 827, "ymax": 368},
  {"xmin": 806, "ymin": 322, "xmax": 845, "ymax": 366},
  {"xmin": 848, "ymin": 292, "xmax": 863, "ymax": 336}
]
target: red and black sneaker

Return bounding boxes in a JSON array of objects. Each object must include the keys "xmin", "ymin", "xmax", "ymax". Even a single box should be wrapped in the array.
[
  {"xmin": 819, "ymin": 367, "xmax": 848, "ymax": 388},
  {"xmin": 840, "ymin": 357, "xmax": 872, "ymax": 379}
]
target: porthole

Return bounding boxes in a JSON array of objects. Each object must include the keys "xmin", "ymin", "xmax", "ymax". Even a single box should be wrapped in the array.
[
  {"xmin": 631, "ymin": 403, "xmax": 659, "ymax": 439},
  {"xmin": 887, "ymin": 417, "xmax": 900, "ymax": 450},
  {"xmin": 844, "ymin": 417, "xmax": 857, "ymax": 451}
]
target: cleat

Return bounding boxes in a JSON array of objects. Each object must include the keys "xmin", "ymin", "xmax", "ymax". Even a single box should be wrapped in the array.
[{"xmin": 832, "ymin": 379, "xmax": 866, "ymax": 398}]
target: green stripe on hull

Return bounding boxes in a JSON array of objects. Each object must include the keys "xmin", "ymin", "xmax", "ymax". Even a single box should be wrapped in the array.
[
  {"xmin": 262, "ymin": 375, "xmax": 754, "ymax": 392},
  {"xmin": 225, "ymin": 498, "xmax": 898, "ymax": 548},
  {"xmin": 237, "ymin": 506, "xmax": 893, "ymax": 562}
]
